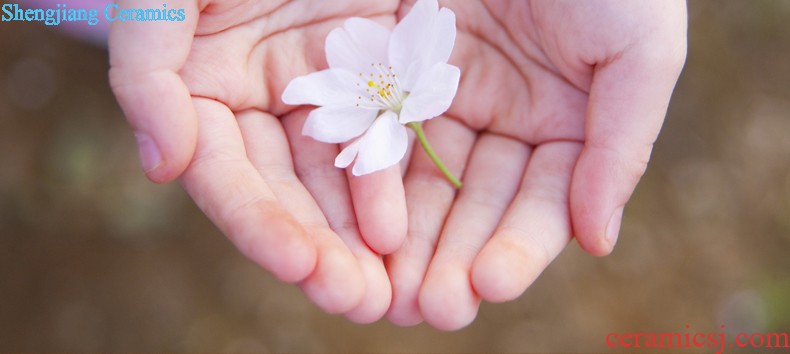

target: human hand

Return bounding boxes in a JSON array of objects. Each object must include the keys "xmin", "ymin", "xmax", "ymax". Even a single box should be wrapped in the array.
[
  {"xmin": 385, "ymin": 0, "xmax": 687, "ymax": 330},
  {"xmin": 108, "ymin": 0, "xmax": 407, "ymax": 323}
]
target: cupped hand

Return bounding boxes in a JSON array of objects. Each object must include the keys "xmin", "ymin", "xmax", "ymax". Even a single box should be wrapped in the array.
[
  {"xmin": 108, "ymin": 0, "xmax": 407, "ymax": 323},
  {"xmin": 385, "ymin": 0, "xmax": 687, "ymax": 330}
]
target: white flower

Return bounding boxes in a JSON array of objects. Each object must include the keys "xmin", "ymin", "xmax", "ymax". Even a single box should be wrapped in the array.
[{"xmin": 282, "ymin": 0, "xmax": 460, "ymax": 176}]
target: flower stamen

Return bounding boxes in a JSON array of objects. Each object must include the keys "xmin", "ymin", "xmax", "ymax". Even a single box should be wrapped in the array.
[{"xmin": 355, "ymin": 63, "xmax": 406, "ymax": 113}]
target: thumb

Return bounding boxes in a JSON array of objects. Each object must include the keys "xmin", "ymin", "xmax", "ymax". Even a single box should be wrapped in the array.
[
  {"xmin": 571, "ymin": 34, "xmax": 687, "ymax": 256},
  {"xmin": 108, "ymin": 0, "xmax": 200, "ymax": 183}
]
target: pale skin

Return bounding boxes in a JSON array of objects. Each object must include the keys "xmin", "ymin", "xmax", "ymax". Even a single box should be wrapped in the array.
[{"xmin": 109, "ymin": 0, "xmax": 687, "ymax": 329}]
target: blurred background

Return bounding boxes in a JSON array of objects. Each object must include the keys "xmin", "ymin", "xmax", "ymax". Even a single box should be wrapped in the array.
[{"xmin": 1, "ymin": 0, "xmax": 789, "ymax": 352}]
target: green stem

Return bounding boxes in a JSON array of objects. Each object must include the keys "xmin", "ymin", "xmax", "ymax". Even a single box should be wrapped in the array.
[{"xmin": 407, "ymin": 122, "xmax": 462, "ymax": 189}]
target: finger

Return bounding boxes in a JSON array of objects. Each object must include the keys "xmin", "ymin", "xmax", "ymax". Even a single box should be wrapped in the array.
[
  {"xmin": 108, "ymin": 0, "xmax": 200, "ymax": 182},
  {"xmin": 347, "ymin": 164, "xmax": 408, "ymax": 255},
  {"xmin": 180, "ymin": 98, "xmax": 316, "ymax": 284},
  {"xmin": 571, "ymin": 38, "xmax": 687, "ymax": 256},
  {"xmin": 385, "ymin": 117, "xmax": 476, "ymax": 326},
  {"xmin": 236, "ymin": 110, "xmax": 325, "ymax": 228},
  {"xmin": 237, "ymin": 109, "xmax": 367, "ymax": 315},
  {"xmin": 472, "ymin": 141, "xmax": 581, "ymax": 302},
  {"xmin": 282, "ymin": 109, "xmax": 391, "ymax": 322},
  {"xmin": 418, "ymin": 134, "xmax": 530, "ymax": 331}
]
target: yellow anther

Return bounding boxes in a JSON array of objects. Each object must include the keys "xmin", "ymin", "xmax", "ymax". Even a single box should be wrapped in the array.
[{"xmin": 366, "ymin": 80, "xmax": 387, "ymax": 98}]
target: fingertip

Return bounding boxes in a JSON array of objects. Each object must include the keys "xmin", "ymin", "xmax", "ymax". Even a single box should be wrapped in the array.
[
  {"xmin": 605, "ymin": 206, "xmax": 624, "ymax": 249},
  {"xmin": 300, "ymin": 230, "xmax": 366, "ymax": 314},
  {"xmin": 385, "ymin": 257, "xmax": 425, "ymax": 327},
  {"xmin": 419, "ymin": 264, "xmax": 479, "ymax": 331},
  {"xmin": 350, "ymin": 165, "xmax": 408, "ymax": 255},
  {"xmin": 258, "ymin": 240, "xmax": 316, "ymax": 284},
  {"xmin": 112, "ymin": 70, "xmax": 198, "ymax": 183},
  {"xmin": 133, "ymin": 132, "xmax": 166, "ymax": 182},
  {"xmin": 135, "ymin": 131, "xmax": 194, "ymax": 184},
  {"xmin": 576, "ymin": 206, "xmax": 622, "ymax": 256},
  {"xmin": 577, "ymin": 206, "xmax": 623, "ymax": 257},
  {"xmin": 385, "ymin": 285, "xmax": 424, "ymax": 327},
  {"xmin": 343, "ymin": 256, "xmax": 392, "ymax": 324},
  {"xmin": 234, "ymin": 206, "xmax": 318, "ymax": 284},
  {"xmin": 141, "ymin": 114, "xmax": 196, "ymax": 184},
  {"xmin": 570, "ymin": 148, "xmax": 635, "ymax": 257},
  {"xmin": 471, "ymin": 237, "xmax": 541, "ymax": 303},
  {"xmin": 363, "ymin": 224, "xmax": 406, "ymax": 255},
  {"xmin": 385, "ymin": 301, "xmax": 424, "ymax": 327},
  {"xmin": 570, "ymin": 196, "xmax": 622, "ymax": 257}
]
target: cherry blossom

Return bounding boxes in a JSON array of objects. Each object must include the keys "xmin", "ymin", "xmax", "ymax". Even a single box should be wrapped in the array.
[{"xmin": 282, "ymin": 0, "xmax": 461, "ymax": 186}]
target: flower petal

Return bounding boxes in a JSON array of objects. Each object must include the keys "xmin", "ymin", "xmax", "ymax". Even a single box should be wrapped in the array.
[
  {"xmin": 399, "ymin": 62, "xmax": 460, "ymax": 124},
  {"xmin": 326, "ymin": 17, "xmax": 391, "ymax": 72},
  {"xmin": 282, "ymin": 69, "xmax": 360, "ymax": 106},
  {"xmin": 389, "ymin": 0, "xmax": 456, "ymax": 90},
  {"xmin": 335, "ymin": 139, "xmax": 362, "ymax": 168},
  {"xmin": 303, "ymin": 106, "xmax": 377, "ymax": 143},
  {"xmin": 352, "ymin": 111, "xmax": 408, "ymax": 176}
]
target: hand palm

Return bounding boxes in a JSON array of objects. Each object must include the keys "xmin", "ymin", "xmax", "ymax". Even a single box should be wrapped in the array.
[
  {"xmin": 381, "ymin": 0, "xmax": 587, "ymax": 328},
  {"xmin": 112, "ymin": 0, "xmax": 404, "ymax": 323},
  {"xmin": 110, "ymin": 0, "xmax": 686, "ymax": 329},
  {"xmin": 384, "ymin": 0, "xmax": 686, "ymax": 329}
]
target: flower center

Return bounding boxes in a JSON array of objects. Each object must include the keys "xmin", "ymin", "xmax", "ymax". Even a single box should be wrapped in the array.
[{"xmin": 355, "ymin": 63, "xmax": 405, "ymax": 113}]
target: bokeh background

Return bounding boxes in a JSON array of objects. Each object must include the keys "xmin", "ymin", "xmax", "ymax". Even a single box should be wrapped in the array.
[{"xmin": 1, "ymin": 1, "xmax": 789, "ymax": 352}]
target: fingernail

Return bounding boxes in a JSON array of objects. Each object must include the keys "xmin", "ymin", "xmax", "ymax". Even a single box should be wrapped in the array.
[
  {"xmin": 134, "ymin": 132, "xmax": 162, "ymax": 173},
  {"xmin": 606, "ymin": 207, "xmax": 624, "ymax": 250}
]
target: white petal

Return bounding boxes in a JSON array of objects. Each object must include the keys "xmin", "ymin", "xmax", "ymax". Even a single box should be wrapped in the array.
[
  {"xmin": 326, "ymin": 17, "xmax": 391, "ymax": 72},
  {"xmin": 282, "ymin": 69, "xmax": 360, "ymax": 106},
  {"xmin": 335, "ymin": 139, "xmax": 362, "ymax": 168},
  {"xmin": 389, "ymin": 0, "xmax": 456, "ymax": 90},
  {"xmin": 352, "ymin": 111, "xmax": 408, "ymax": 176},
  {"xmin": 302, "ymin": 106, "xmax": 377, "ymax": 143},
  {"xmin": 399, "ymin": 62, "xmax": 460, "ymax": 124},
  {"xmin": 429, "ymin": 8, "xmax": 457, "ymax": 63},
  {"xmin": 389, "ymin": 0, "xmax": 437, "ymax": 89}
]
